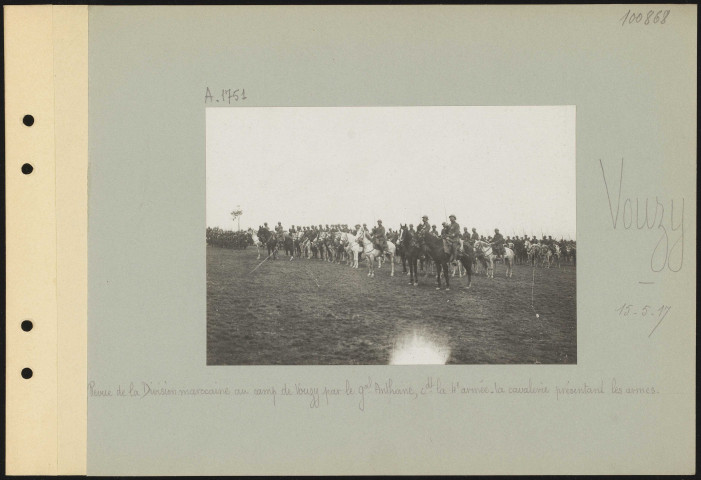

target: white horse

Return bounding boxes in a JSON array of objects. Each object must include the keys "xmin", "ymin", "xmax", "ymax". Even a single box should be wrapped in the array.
[
  {"xmin": 525, "ymin": 240, "xmax": 538, "ymax": 267},
  {"xmin": 338, "ymin": 232, "xmax": 363, "ymax": 268},
  {"xmin": 551, "ymin": 244, "xmax": 561, "ymax": 268},
  {"xmin": 247, "ymin": 228, "xmax": 264, "ymax": 259},
  {"xmin": 301, "ymin": 237, "xmax": 313, "ymax": 259},
  {"xmin": 474, "ymin": 240, "xmax": 514, "ymax": 278},
  {"xmin": 355, "ymin": 230, "xmax": 395, "ymax": 277}
]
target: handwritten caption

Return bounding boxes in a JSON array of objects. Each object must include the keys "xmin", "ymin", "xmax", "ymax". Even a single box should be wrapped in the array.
[
  {"xmin": 89, "ymin": 377, "xmax": 658, "ymax": 410},
  {"xmin": 205, "ymin": 87, "xmax": 247, "ymax": 104},
  {"xmin": 599, "ymin": 158, "xmax": 684, "ymax": 273},
  {"xmin": 615, "ymin": 303, "xmax": 672, "ymax": 337},
  {"xmin": 620, "ymin": 9, "xmax": 670, "ymax": 26}
]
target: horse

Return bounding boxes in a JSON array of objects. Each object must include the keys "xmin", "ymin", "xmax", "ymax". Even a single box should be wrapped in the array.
[
  {"xmin": 539, "ymin": 245, "xmax": 552, "ymax": 268},
  {"xmin": 419, "ymin": 232, "xmax": 472, "ymax": 289},
  {"xmin": 322, "ymin": 231, "xmax": 338, "ymax": 263},
  {"xmin": 551, "ymin": 244, "xmax": 561, "ymax": 268},
  {"xmin": 398, "ymin": 225, "xmax": 422, "ymax": 285},
  {"xmin": 332, "ymin": 232, "xmax": 348, "ymax": 264},
  {"xmin": 314, "ymin": 231, "xmax": 330, "ymax": 262},
  {"xmin": 248, "ymin": 228, "xmax": 264, "ymax": 259},
  {"xmin": 355, "ymin": 230, "xmax": 395, "ymax": 277},
  {"xmin": 450, "ymin": 238, "xmax": 475, "ymax": 279},
  {"xmin": 525, "ymin": 240, "xmax": 538, "ymax": 267},
  {"xmin": 292, "ymin": 231, "xmax": 303, "ymax": 257},
  {"xmin": 266, "ymin": 233, "xmax": 281, "ymax": 260},
  {"xmin": 282, "ymin": 233, "xmax": 295, "ymax": 260},
  {"xmin": 474, "ymin": 240, "xmax": 514, "ymax": 278},
  {"xmin": 338, "ymin": 231, "xmax": 363, "ymax": 268}
]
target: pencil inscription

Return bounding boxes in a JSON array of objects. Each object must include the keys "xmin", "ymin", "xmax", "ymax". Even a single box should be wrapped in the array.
[
  {"xmin": 205, "ymin": 86, "xmax": 248, "ymax": 104},
  {"xmin": 620, "ymin": 9, "xmax": 670, "ymax": 26},
  {"xmin": 599, "ymin": 158, "xmax": 684, "ymax": 272}
]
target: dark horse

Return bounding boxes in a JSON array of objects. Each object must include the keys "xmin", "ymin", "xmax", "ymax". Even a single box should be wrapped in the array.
[
  {"xmin": 283, "ymin": 233, "xmax": 294, "ymax": 259},
  {"xmin": 420, "ymin": 233, "xmax": 473, "ymax": 289},
  {"xmin": 398, "ymin": 225, "xmax": 422, "ymax": 285},
  {"xmin": 258, "ymin": 228, "xmax": 280, "ymax": 260}
]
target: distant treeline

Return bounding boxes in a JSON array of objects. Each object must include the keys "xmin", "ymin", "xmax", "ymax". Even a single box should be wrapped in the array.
[{"xmin": 206, "ymin": 227, "xmax": 252, "ymax": 249}]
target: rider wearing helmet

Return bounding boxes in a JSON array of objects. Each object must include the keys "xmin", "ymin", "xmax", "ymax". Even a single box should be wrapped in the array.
[
  {"xmin": 447, "ymin": 215, "xmax": 461, "ymax": 262},
  {"xmin": 418, "ymin": 215, "xmax": 430, "ymax": 236},
  {"xmin": 471, "ymin": 228, "xmax": 480, "ymax": 243}
]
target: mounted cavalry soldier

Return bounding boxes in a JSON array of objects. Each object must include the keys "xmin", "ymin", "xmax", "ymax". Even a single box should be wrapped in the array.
[
  {"xmin": 471, "ymin": 228, "xmax": 480, "ymax": 243},
  {"xmin": 418, "ymin": 215, "xmax": 430, "ymax": 236},
  {"xmin": 274, "ymin": 222, "xmax": 286, "ymax": 242},
  {"xmin": 446, "ymin": 214, "xmax": 461, "ymax": 262},
  {"xmin": 357, "ymin": 223, "xmax": 370, "ymax": 247},
  {"xmin": 259, "ymin": 222, "xmax": 272, "ymax": 242},
  {"xmin": 372, "ymin": 220, "xmax": 387, "ymax": 253},
  {"xmin": 547, "ymin": 235, "xmax": 556, "ymax": 253},
  {"xmin": 492, "ymin": 228, "xmax": 505, "ymax": 258}
]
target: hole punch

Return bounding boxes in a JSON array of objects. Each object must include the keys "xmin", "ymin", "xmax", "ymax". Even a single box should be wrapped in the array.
[
  {"xmin": 21, "ymin": 320, "xmax": 33, "ymax": 332},
  {"xmin": 21, "ymin": 368, "xmax": 33, "ymax": 379},
  {"xmin": 21, "ymin": 163, "xmax": 33, "ymax": 175},
  {"xmin": 23, "ymin": 115, "xmax": 34, "ymax": 126}
]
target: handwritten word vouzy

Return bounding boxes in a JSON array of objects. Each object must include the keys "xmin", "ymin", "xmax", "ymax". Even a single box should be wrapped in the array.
[{"xmin": 599, "ymin": 158, "xmax": 684, "ymax": 272}]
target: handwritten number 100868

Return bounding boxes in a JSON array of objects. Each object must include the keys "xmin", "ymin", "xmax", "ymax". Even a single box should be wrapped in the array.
[{"xmin": 620, "ymin": 9, "xmax": 670, "ymax": 26}]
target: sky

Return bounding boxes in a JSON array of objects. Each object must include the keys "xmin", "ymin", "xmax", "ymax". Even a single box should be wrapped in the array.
[{"xmin": 206, "ymin": 106, "xmax": 576, "ymax": 239}]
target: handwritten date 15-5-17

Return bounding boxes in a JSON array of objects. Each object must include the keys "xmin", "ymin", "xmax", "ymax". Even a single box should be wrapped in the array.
[
  {"xmin": 205, "ymin": 87, "xmax": 247, "ymax": 104},
  {"xmin": 615, "ymin": 303, "xmax": 671, "ymax": 318},
  {"xmin": 620, "ymin": 9, "xmax": 670, "ymax": 26}
]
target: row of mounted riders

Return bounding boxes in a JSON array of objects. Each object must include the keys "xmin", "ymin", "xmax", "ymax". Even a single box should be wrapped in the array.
[{"xmin": 239, "ymin": 222, "xmax": 575, "ymax": 289}]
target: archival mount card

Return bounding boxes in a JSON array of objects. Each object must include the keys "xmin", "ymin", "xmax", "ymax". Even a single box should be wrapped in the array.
[{"xmin": 4, "ymin": 4, "xmax": 696, "ymax": 475}]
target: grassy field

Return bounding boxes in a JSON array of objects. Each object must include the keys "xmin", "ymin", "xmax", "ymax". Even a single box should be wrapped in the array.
[{"xmin": 207, "ymin": 246, "xmax": 576, "ymax": 365}]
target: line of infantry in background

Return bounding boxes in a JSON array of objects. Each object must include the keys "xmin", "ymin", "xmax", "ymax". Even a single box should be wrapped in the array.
[{"xmin": 255, "ymin": 216, "xmax": 573, "ymax": 262}]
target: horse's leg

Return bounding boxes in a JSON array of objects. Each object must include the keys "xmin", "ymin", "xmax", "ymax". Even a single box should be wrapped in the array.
[
  {"xmin": 390, "ymin": 253, "xmax": 395, "ymax": 276},
  {"xmin": 435, "ymin": 262, "xmax": 442, "ymax": 289},
  {"xmin": 461, "ymin": 257, "xmax": 472, "ymax": 288},
  {"xmin": 443, "ymin": 261, "xmax": 451, "ymax": 290}
]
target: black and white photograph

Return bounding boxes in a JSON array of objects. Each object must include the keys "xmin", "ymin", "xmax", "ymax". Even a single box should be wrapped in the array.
[{"xmin": 206, "ymin": 106, "xmax": 576, "ymax": 365}]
